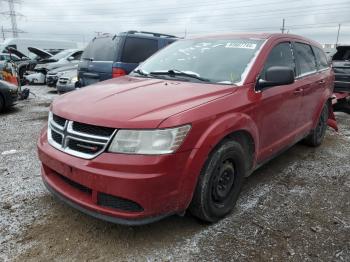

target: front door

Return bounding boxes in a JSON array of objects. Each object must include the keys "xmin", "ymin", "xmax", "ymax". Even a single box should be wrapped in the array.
[{"xmin": 255, "ymin": 41, "xmax": 304, "ymax": 162}]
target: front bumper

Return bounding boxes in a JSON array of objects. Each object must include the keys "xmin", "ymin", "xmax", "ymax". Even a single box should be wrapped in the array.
[
  {"xmin": 56, "ymin": 82, "xmax": 76, "ymax": 93},
  {"xmin": 37, "ymin": 128, "xmax": 197, "ymax": 224}
]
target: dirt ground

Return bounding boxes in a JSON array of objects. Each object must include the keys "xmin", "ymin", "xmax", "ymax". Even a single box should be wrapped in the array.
[{"xmin": 0, "ymin": 85, "xmax": 349, "ymax": 261}]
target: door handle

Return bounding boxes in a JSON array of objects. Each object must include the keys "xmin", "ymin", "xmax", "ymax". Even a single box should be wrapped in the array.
[{"xmin": 293, "ymin": 88, "xmax": 303, "ymax": 94}]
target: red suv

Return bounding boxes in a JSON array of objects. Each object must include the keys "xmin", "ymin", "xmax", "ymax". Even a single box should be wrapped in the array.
[{"xmin": 38, "ymin": 33, "xmax": 334, "ymax": 225}]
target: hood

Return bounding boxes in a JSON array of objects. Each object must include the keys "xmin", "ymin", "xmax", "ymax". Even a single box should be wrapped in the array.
[
  {"xmin": 47, "ymin": 63, "xmax": 78, "ymax": 74},
  {"xmin": 44, "ymin": 61, "xmax": 76, "ymax": 71},
  {"xmin": 6, "ymin": 47, "xmax": 29, "ymax": 59},
  {"xmin": 52, "ymin": 76, "xmax": 235, "ymax": 128},
  {"xmin": 28, "ymin": 47, "xmax": 53, "ymax": 59}
]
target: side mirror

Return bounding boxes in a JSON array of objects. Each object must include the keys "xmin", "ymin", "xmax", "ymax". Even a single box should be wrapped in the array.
[
  {"xmin": 67, "ymin": 56, "xmax": 75, "ymax": 61},
  {"xmin": 257, "ymin": 66, "xmax": 295, "ymax": 90}
]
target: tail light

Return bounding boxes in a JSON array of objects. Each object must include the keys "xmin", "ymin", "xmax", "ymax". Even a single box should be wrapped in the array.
[{"xmin": 112, "ymin": 67, "xmax": 126, "ymax": 78}]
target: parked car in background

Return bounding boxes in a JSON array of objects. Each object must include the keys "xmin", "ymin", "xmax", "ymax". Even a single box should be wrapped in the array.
[
  {"xmin": 332, "ymin": 45, "xmax": 350, "ymax": 113},
  {"xmin": 38, "ymin": 33, "xmax": 334, "ymax": 225},
  {"xmin": 34, "ymin": 49, "xmax": 83, "ymax": 72},
  {"xmin": 56, "ymin": 69, "xmax": 79, "ymax": 94},
  {"xmin": 47, "ymin": 64, "xmax": 78, "ymax": 87},
  {"xmin": 0, "ymin": 53, "xmax": 22, "ymax": 62},
  {"xmin": 25, "ymin": 49, "xmax": 83, "ymax": 84},
  {"xmin": 0, "ymin": 38, "xmax": 77, "ymax": 58},
  {"xmin": 332, "ymin": 45, "xmax": 350, "ymax": 92},
  {"xmin": 78, "ymin": 31, "xmax": 177, "ymax": 87},
  {"xmin": 0, "ymin": 80, "xmax": 18, "ymax": 112}
]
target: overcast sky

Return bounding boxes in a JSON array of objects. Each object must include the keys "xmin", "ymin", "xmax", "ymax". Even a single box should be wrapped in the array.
[{"xmin": 0, "ymin": 0, "xmax": 350, "ymax": 45}]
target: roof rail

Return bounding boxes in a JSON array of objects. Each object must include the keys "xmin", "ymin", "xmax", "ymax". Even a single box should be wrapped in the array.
[{"xmin": 126, "ymin": 30, "xmax": 177, "ymax": 38}]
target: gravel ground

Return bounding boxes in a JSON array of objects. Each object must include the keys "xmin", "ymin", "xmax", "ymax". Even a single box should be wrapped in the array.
[{"xmin": 0, "ymin": 85, "xmax": 349, "ymax": 261}]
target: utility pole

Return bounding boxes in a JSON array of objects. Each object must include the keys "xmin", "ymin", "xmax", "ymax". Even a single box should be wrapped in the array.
[
  {"xmin": 1, "ymin": 26, "xmax": 5, "ymax": 40},
  {"xmin": 8, "ymin": 0, "xmax": 18, "ymax": 37},
  {"xmin": 336, "ymin": 23, "xmax": 341, "ymax": 46},
  {"xmin": 0, "ymin": 0, "xmax": 24, "ymax": 38},
  {"xmin": 281, "ymin": 18, "xmax": 286, "ymax": 34}
]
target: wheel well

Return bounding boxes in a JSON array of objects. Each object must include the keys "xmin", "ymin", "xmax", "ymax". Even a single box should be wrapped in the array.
[{"xmin": 224, "ymin": 130, "xmax": 255, "ymax": 172}]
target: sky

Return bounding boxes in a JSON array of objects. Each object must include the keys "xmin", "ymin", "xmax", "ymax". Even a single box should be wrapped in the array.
[{"xmin": 0, "ymin": 0, "xmax": 350, "ymax": 45}]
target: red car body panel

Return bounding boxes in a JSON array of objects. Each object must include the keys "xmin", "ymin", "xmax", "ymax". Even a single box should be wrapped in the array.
[{"xmin": 38, "ymin": 33, "xmax": 334, "ymax": 224}]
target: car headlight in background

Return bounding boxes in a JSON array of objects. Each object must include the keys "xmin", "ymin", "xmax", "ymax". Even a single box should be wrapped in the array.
[
  {"xmin": 108, "ymin": 125, "xmax": 191, "ymax": 154},
  {"xmin": 70, "ymin": 76, "xmax": 78, "ymax": 84}
]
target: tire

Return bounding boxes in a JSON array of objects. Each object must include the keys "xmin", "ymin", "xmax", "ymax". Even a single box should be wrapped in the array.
[
  {"xmin": 189, "ymin": 140, "xmax": 247, "ymax": 222},
  {"xmin": 304, "ymin": 103, "xmax": 328, "ymax": 147},
  {"xmin": 0, "ymin": 94, "xmax": 4, "ymax": 112}
]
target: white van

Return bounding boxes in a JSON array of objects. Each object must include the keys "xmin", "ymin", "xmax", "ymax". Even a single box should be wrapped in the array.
[{"xmin": 0, "ymin": 38, "xmax": 78, "ymax": 58}]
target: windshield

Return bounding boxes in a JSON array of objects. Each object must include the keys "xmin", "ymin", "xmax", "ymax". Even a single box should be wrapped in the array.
[
  {"xmin": 50, "ymin": 49, "xmax": 74, "ymax": 60},
  {"xmin": 136, "ymin": 38, "xmax": 264, "ymax": 84}
]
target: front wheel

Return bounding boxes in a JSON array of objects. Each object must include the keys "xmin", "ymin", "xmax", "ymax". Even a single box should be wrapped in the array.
[
  {"xmin": 304, "ymin": 103, "xmax": 328, "ymax": 147},
  {"xmin": 189, "ymin": 140, "xmax": 247, "ymax": 222}
]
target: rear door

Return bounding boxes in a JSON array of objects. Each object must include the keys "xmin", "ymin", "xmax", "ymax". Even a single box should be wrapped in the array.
[
  {"xmin": 293, "ymin": 42, "xmax": 323, "ymax": 129},
  {"xmin": 117, "ymin": 36, "xmax": 160, "ymax": 73},
  {"xmin": 78, "ymin": 36, "xmax": 120, "ymax": 86}
]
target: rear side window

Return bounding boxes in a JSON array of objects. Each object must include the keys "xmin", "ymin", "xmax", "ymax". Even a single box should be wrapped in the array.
[
  {"xmin": 332, "ymin": 47, "xmax": 350, "ymax": 61},
  {"xmin": 82, "ymin": 37, "xmax": 120, "ymax": 61},
  {"xmin": 293, "ymin": 42, "xmax": 317, "ymax": 76},
  {"xmin": 313, "ymin": 47, "xmax": 329, "ymax": 70},
  {"xmin": 121, "ymin": 37, "xmax": 158, "ymax": 63},
  {"xmin": 261, "ymin": 42, "xmax": 295, "ymax": 79}
]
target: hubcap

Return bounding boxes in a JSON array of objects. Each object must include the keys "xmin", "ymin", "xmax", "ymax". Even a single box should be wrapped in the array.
[{"xmin": 212, "ymin": 160, "xmax": 235, "ymax": 203}]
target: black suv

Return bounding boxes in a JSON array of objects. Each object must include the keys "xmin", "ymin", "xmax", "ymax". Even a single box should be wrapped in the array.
[
  {"xmin": 78, "ymin": 31, "xmax": 178, "ymax": 87},
  {"xmin": 332, "ymin": 45, "xmax": 350, "ymax": 92}
]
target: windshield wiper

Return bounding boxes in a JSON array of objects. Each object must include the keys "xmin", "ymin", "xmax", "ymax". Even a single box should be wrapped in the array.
[
  {"xmin": 133, "ymin": 68, "xmax": 149, "ymax": 77},
  {"xmin": 149, "ymin": 69, "xmax": 211, "ymax": 82}
]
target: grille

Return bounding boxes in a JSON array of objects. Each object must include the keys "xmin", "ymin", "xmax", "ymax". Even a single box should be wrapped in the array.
[
  {"xmin": 333, "ymin": 67, "xmax": 350, "ymax": 74},
  {"xmin": 97, "ymin": 192, "xmax": 144, "ymax": 212},
  {"xmin": 48, "ymin": 113, "xmax": 116, "ymax": 159},
  {"xmin": 73, "ymin": 121, "xmax": 115, "ymax": 137},
  {"xmin": 56, "ymin": 172, "xmax": 92, "ymax": 194},
  {"xmin": 67, "ymin": 139, "xmax": 104, "ymax": 154},
  {"xmin": 53, "ymin": 114, "xmax": 66, "ymax": 127},
  {"xmin": 51, "ymin": 130, "xmax": 63, "ymax": 144}
]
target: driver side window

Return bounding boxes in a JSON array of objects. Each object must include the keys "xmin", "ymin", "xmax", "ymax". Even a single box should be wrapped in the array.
[{"xmin": 261, "ymin": 42, "xmax": 295, "ymax": 80}]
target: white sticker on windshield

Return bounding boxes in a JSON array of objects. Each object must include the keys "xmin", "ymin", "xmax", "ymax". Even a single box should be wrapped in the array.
[{"xmin": 225, "ymin": 43, "xmax": 257, "ymax": 49}]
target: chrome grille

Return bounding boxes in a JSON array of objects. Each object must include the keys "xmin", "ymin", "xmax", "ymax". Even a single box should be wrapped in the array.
[{"xmin": 48, "ymin": 112, "xmax": 116, "ymax": 159}]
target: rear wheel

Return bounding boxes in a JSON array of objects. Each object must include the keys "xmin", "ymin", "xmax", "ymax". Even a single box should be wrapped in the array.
[
  {"xmin": 304, "ymin": 103, "xmax": 328, "ymax": 147},
  {"xmin": 189, "ymin": 140, "xmax": 246, "ymax": 222},
  {"xmin": 0, "ymin": 94, "xmax": 4, "ymax": 112}
]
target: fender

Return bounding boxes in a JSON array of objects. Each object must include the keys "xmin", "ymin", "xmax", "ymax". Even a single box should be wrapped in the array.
[
  {"xmin": 178, "ymin": 112, "xmax": 259, "ymax": 210},
  {"xmin": 312, "ymin": 89, "xmax": 333, "ymax": 130}
]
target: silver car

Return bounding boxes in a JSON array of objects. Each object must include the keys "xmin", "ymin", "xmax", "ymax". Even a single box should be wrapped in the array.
[{"xmin": 56, "ymin": 69, "xmax": 78, "ymax": 94}]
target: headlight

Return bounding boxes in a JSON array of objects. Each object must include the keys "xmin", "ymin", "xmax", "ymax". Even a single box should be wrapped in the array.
[
  {"xmin": 70, "ymin": 76, "xmax": 78, "ymax": 83},
  {"xmin": 108, "ymin": 125, "xmax": 191, "ymax": 154}
]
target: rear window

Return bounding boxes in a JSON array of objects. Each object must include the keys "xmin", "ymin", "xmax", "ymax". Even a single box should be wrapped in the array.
[
  {"xmin": 332, "ymin": 46, "xmax": 350, "ymax": 61},
  {"xmin": 82, "ymin": 36, "xmax": 120, "ymax": 61},
  {"xmin": 294, "ymin": 42, "xmax": 317, "ymax": 76},
  {"xmin": 121, "ymin": 37, "xmax": 158, "ymax": 63},
  {"xmin": 313, "ymin": 47, "xmax": 329, "ymax": 70}
]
